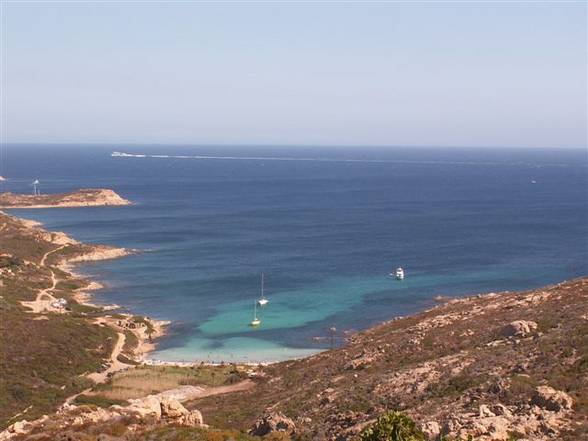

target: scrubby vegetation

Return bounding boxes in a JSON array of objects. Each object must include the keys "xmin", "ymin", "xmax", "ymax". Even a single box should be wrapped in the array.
[
  {"xmin": 0, "ymin": 212, "xmax": 124, "ymax": 428},
  {"xmin": 360, "ymin": 412, "xmax": 425, "ymax": 441},
  {"xmin": 0, "ymin": 306, "xmax": 116, "ymax": 427},
  {"xmin": 127, "ymin": 426, "xmax": 266, "ymax": 441}
]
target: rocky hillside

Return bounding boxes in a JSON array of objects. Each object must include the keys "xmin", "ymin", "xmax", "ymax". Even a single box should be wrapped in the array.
[
  {"xmin": 0, "ymin": 211, "xmax": 136, "ymax": 430},
  {"xmin": 5, "ymin": 277, "xmax": 586, "ymax": 441},
  {"xmin": 190, "ymin": 278, "xmax": 588, "ymax": 440},
  {"xmin": 0, "ymin": 189, "xmax": 131, "ymax": 208}
]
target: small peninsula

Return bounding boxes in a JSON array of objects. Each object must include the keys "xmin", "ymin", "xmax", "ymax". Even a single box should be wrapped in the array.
[{"xmin": 0, "ymin": 188, "xmax": 131, "ymax": 209}]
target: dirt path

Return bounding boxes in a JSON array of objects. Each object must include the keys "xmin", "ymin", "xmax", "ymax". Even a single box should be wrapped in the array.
[
  {"xmin": 87, "ymin": 331, "xmax": 130, "ymax": 384},
  {"xmin": 20, "ymin": 245, "xmax": 69, "ymax": 313},
  {"xmin": 65, "ymin": 331, "xmax": 132, "ymax": 404},
  {"xmin": 20, "ymin": 269, "xmax": 60, "ymax": 313},
  {"xmin": 40, "ymin": 244, "xmax": 67, "ymax": 266}
]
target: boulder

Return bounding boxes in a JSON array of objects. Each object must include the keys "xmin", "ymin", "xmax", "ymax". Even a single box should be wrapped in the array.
[
  {"xmin": 421, "ymin": 421, "xmax": 441, "ymax": 440},
  {"xmin": 531, "ymin": 386, "xmax": 574, "ymax": 412},
  {"xmin": 7, "ymin": 420, "xmax": 28, "ymax": 434},
  {"xmin": 504, "ymin": 320, "xmax": 538, "ymax": 338},
  {"xmin": 133, "ymin": 395, "xmax": 162, "ymax": 418},
  {"xmin": 250, "ymin": 411, "xmax": 296, "ymax": 436},
  {"xmin": 160, "ymin": 397, "xmax": 189, "ymax": 419},
  {"xmin": 179, "ymin": 409, "xmax": 204, "ymax": 427}
]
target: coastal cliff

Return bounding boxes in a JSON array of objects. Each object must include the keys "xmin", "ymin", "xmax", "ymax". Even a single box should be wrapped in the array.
[
  {"xmin": 0, "ymin": 189, "xmax": 131, "ymax": 208},
  {"xmin": 0, "ymin": 209, "xmax": 586, "ymax": 440}
]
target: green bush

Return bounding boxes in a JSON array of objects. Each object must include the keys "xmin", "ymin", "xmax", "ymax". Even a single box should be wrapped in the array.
[{"xmin": 359, "ymin": 411, "xmax": 425, "ymax": 441}]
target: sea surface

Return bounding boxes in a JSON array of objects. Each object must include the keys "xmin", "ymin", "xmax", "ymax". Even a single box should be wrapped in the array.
[{"xmin": 3, "ymin": 145, "xmax": 587, "ymax": 362}]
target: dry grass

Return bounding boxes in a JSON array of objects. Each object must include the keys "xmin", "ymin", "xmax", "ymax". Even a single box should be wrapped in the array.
[{"xmin": 91, "ymin": 365, "xmax": 241, "ymax": 401}]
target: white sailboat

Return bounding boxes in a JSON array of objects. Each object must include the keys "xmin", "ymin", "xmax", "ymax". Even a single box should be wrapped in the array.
[
  {"xmin": 250, "ymin": 300, "xmax": 261, "ymax": 327},
  {"xmin": 257, "ymin": 273, "xmax": 269, "ymax": 306}
]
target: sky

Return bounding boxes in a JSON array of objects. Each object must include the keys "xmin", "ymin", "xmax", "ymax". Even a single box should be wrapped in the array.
[{"xmin": 1, "ymin": 1, "xmax": 587, "ymax": 148}]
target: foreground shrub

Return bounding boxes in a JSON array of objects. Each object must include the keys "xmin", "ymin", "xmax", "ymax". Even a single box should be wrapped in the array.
[{"xmin": 359, "ymin": 411, "xmax": 425, "ymax": 441}]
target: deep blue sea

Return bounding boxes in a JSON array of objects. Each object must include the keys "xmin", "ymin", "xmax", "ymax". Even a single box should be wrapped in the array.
[{"xmin": 3, "ymin": 145, "xmax": 587, "ymax": 362}]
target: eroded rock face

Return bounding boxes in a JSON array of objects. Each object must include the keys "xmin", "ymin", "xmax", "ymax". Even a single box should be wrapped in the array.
[
  {"xmin": 160, "ymin": 397, "xmax": 188, "ymax": 419},
  {"xmin": 531, "ymin": 386, "xmax": 574, "ymax": 412},
  {"xmin": 504, "ymin": 320, "xmax": 538, "ymax": 337},
  {"xmin": 250, "ymin": 411, "xmax": 296, "ymax": 436}
]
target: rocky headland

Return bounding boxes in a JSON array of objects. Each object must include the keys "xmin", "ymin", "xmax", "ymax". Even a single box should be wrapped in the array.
[{"xmin": 0, "ymin": 189, "xmax": 131, "ymax": 208}]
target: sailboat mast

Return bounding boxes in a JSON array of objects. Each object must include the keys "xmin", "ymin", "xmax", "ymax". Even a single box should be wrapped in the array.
[{"xmin": 261, "ymin": 273, "xmax": 264, "ymax": 299}]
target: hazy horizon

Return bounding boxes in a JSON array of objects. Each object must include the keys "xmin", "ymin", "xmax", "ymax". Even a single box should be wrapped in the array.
[
  {"xmin": 5, "ymin": 142, "xmax": 588, "ymax": 151},
  {"xmin": 2, "ymin": 2, "xmax": 587, "ymax": 148}
]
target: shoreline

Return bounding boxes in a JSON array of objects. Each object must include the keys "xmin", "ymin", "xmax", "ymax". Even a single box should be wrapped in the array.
[
  {"xmin": 8, "ymin": 208, "xmax": 586, "ymax": 367},
  {"xmin": 8, "ymin": 210, "xmax": 168, "ymax": 362}
]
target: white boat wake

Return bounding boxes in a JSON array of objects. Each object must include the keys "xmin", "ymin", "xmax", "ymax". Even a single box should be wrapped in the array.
[
  {"xmin": 111, "ymin": 151, "xmax": 577, "ymax": 168},
  {"xmin": 110, "ymin": 152, "xmax": 587, "ymax": 168},
  {"xmin": 112, "ymin": 151, "xmax": 395, "ymax": 164}
]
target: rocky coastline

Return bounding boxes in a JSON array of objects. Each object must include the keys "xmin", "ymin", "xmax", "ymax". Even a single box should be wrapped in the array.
[{"xmin": 0, "ymin": 188, "xmax": 131, "ymax": 208}]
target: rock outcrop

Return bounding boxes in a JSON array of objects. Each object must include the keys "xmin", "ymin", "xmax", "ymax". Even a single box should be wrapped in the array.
[
  {"xmin": 503, "ymin": 320, "xmax": 538, "ymax": 337},
  {"xmin": 250, "ymin": 411, "xmax": 296, "ymax": 436},
  {"xmin": 0, "ymin": 397, "xmax": 204, "ymax": 440},
  {"xmin": 532, "ymin": 386, "xmax": 574, "ymax": 412}
]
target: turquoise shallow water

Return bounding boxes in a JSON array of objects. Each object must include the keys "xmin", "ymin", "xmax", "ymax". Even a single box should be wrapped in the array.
[{"xmin": 5, "ymin": 145, "xmax": 587, "ymax": 362}]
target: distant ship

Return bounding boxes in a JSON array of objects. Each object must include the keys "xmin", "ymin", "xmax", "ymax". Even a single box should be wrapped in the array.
[
  {"xmin": 390, "ymin": 267, "xmax": 404, "ymax": 280},
  {"xmin": 257, "ymin": 273, "xmax": 269, "ymax": 306},
  {"xmin": 111, "ymin": 151, "xmax": 146, "ymax": 158}
]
